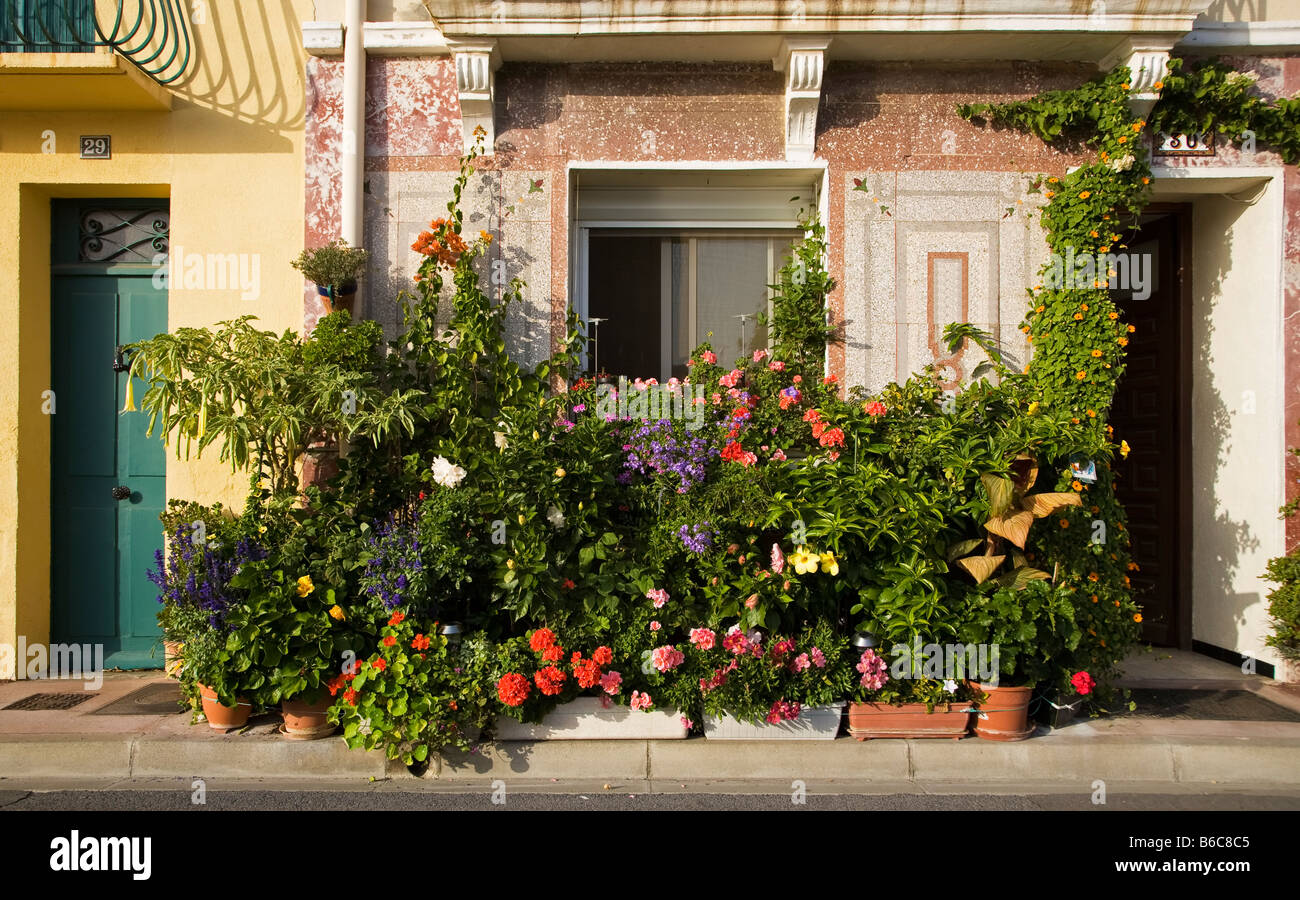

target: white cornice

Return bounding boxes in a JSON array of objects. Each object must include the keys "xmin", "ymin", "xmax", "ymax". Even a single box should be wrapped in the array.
[
  {"xmin": 303, "ymin": 21, "xmax": 344, "ymax": 57},
  {"xmin": 1179, "ymin": 21, "xmax": 1300, "ymax": 51},
  {"xmin": 363, "ymin": 21, "xmax": 449, "ymax": 55}
]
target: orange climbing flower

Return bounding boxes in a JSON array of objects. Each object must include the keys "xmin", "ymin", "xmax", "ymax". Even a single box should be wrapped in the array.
[
  {"xmin": 1088, "ymin": 572, "xmax": 1099, "ymax": 582},
  {"xmin": 1076, "ymin": 371, "xmax": 1087, "ymax": 380},
  {"xmin": 1091, "ymin": 350, "xmax": 1103, "ymax": 358},
  {"xmin": 1118, "ymin": 337, "xmax": 1129, "ymax": 347},
  {"xmin": 1060, "ymin": 519, "xmax": 1070, "ymax": 528},
  {"xmin": 1108, "ymin": 312, "xmax": 1118, "ymax": 320},
  {"xmin": 1078, "ymin": 191, "xmax": 1091, "ymax": 199},
  {"xmin": 1152, "ymin": 81, "xmax": 1164, "ymax": 90},
  {"xmin": 1134, "ymin": 613, "xmax": 1143, "ymax": 623},
  {"xmin": 1072, "ymin": 481, "xmax": 1084, "ymax": 491},
  {"xmin": 1074, "ymin": 313, "xmax": 1084, "ymax": 321},
  {"xmin": 1127, "ymin": 325, "xmax": 1136, "ymax": 333}
]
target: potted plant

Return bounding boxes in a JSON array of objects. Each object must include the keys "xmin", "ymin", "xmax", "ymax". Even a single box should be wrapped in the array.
[
  {"xmin": 956, "ymin": 579, "xmax": 1082, "ymax": 740},
  {"xmin": 846, "ymin": 638, "xmax": 978, "ymax": 739},
  {"xmin": 291, "ymin": 239, "xmax": 370, "ymax": 314},
  {"xmin": 696, "ymin": 623, "xmax": 849, "ymax": 741}
]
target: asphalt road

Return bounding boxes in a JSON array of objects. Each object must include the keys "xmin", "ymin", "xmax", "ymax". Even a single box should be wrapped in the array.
[{"xmin": 3, "ymin": 787, "xmax": 1298, "ymax": 811}]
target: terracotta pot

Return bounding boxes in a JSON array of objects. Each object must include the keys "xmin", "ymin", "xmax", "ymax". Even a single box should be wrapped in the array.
[
  {"xmin": 847, "ymin": 701, "xmax": 973, "ymax": 740},
  {"xmin": 198, "ymin": 682, "xmax": 252, "ymax": 731},
  {"xmin": 972, "ymin": 682, "xmax": 1035, "ymax": 741},
  {"xmin": 281, "ymin": 696, "xmax": 337, "ymax": 739},
  {"xmin": 301, "ymin": 442, "xmax": 339, "ymax": 490},
  {"xmin": 163, "ymin": 640, "xmax": 184, "ymax": 679}
]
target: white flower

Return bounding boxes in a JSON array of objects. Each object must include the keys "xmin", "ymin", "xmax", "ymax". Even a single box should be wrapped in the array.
[
  {"xmin": 546, "ymin": 505, "xmax": 565, "ymax": 529},
  {"xmin": 943, "ymin": 679, "xmax": 959, "ymax": 694},
  {"xmin": 1109, "ymin": 153, "xmax": 1135, "ymax": 172},
  {"xmin": 493, "ymin": 431, "xmax": 509, "ymax": 451},
  {"xmin": 430, "ymin": 456, "xmax": 466, "ymax": 488}
]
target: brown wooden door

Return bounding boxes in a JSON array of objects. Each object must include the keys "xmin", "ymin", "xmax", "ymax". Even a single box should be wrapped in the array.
[{"xmin": 1108, "ymin": 210, "xmax": 1190, "ymax": 647}]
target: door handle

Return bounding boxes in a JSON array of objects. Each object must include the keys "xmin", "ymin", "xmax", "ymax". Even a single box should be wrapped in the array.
[{"xmin": 111, "ymin": 486, "xmax": 132, "ymax": 501}]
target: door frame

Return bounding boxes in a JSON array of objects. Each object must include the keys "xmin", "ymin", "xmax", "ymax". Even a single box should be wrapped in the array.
[{"xmin": 1129, "ymin": 201, "xmax": 1194, "ymax": 650}]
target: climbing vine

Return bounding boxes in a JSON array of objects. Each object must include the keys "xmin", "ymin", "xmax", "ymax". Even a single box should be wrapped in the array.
[{"xmin": 957, "ymin": 56, "xmax": 1300, "ymax": 680}]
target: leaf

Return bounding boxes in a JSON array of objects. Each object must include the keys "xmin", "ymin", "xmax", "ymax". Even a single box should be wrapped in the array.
[
  {"xmin": 981, "ymin": 473, "xmax": 1015, "ymax": 517},
  {"xmin": 1024, "ymin": 492, "xmax": 1082, "ymax": 517},
  {"xmin": 997, "ymin": 566, "xmax": 1052, "ymax": 591},
  {"xmin": 946, "ymin": 538, "xmax": 984, "ymax": 563},
  {"xmin": 955, "ymin": 554, "xmax": 1006, "ymax": 584},
  {"xmin": 984, "ymin": 508, "xmax": 1035, "ymax": 548}
]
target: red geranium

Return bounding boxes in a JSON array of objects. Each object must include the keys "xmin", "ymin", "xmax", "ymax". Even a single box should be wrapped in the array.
[
  {"xmin": 343, "ymin": 688, "xmax": 358, "ymax": 706},
  {"xmin": 372, "ymin": 658, "xmax": 387, "ymax": 672},
  {"xmin": 529, "ymin": 628, "xmax": 556, "ymax": 652},
  {"xmin": 574, "ymin": 658, "xmax": 603, "ymax": 689},
  {"xmin": 497, "ymin": 673, "xmax": 531, "ymax": 706},
  {"xmin": 411, "ymin": 633, "xmax": 431, "ymax": 651},
  {"xmin": 592, "ymin": 646, "xmax": 613, "ymax": 666},
  {"xmin": 1071, "ymin": 671, "xmax": 1095, "ymax": 695},
  {"xmin": 542, "ymin": 644, "xmax": 565, "ymax": 663},
  {"xmin": 535, "ymin": 666, "xmax": 567, "ymax": 696},
  {"xmin": 382, "ymin": 635, "xmax": 397, "ymax": 647},
  {"xmin": 388, "ymin": 611, "xmax": 405, "ymax": 626}
]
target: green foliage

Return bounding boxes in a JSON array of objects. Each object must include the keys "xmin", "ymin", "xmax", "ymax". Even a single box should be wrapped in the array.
[
  {"xmin": 1264, "ymin": 551, "xmax": 1300, "ymax": 664},
  {"xmin": 1149, "ymin": 58, "xmax": 1300, "ymax": 165},
  {"xmin": 291, "ymin": 238, "xmax": 370, "ymax": 288},
  {"xmin": 761, "ymin": 209, "xmax": 836, "ymax": 372}
]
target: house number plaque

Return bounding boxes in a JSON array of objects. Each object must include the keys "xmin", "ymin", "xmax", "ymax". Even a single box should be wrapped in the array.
[{"xmin": 80, "ymin": 136, "xmax": 111, "ymax": 159}]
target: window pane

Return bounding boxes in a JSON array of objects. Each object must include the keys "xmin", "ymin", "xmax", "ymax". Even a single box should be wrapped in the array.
[{"xmin": 693, "ymin": 238, "xmax": 772, "ymax": 366}]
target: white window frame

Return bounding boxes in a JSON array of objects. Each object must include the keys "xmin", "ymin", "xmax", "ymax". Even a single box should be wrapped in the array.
[{"xmin": 569, "ymin": 162, "xmax": 830, "ymax": 375}]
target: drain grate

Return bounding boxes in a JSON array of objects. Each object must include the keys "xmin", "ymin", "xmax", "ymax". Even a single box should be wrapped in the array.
[{"xmin": 3, "ymin": 691, "xmax": 96, "ymax": 711}]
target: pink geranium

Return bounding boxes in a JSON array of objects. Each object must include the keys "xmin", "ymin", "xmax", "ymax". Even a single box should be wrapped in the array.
[
  {"xmin": 700, "ymin": 350, "xmax": 717, "ymax": 365},
  {"xmin": 792, "ymin": 653, "xmax": 811, "ymax": 672},
  {"xmin": 651, "ymin": 645, "xmax": 686, "ymax": 672},
  {"xmin": 689, "ymin": 628, "xmax": 717, "ymax": 651},
  {"xmin": 810, "ymin": 647, "xmax": 827, "ymax": 669},
  {"xmin": 646, "ymin": 588, "xmax": 669, "ymax": 608},
  {"xmin": 630, "ymin": 690, "xmax": 653, "ymax": 711},
  {"xmin": 600, "ymin": 670, "xmax": 622, "ymax": 695},
  {"xmin": 752, "ymin": 348, "xmax": 769, "ymax": 362},
  {"xmin": 864, "ymin": 400, "xmax": 887, "ymax": 417},
  {"xmin": 768, "ymin": 360, "xmax": 786, "ymax": 372},
  {"xmin": 650, "ymin": 621, "xmax": 661, "ymax": 632}
]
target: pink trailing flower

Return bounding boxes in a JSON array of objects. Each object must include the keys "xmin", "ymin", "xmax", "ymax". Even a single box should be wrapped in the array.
[
  {"xmin": 765, "ymin": 699, "xmax": 801, "ymax": 723},
  {"xmin": 630, "ymin": 690, "xmax": 653, "ymax": 711},
  {"xmin": 792, "ymin": 653, "xmax": 811, "ymax": 672},
  {"xmin": 712, "ymin": 392, "xmax": 722, "ymax": 405},
  {"xmin": 864, "ymin": 400, "xmax": 887, "ymax": 417},
  {"xmin": 856, "ymin": 649, "xmax": 889, "ymax": 691},
  {"xmin": 646, "ymin": 588, "xmax": 669, "ymax": 608},
  {"xmin": 770, "ymin": 543, "xmax": 785, "ymax": 574},
  {"xmin": 810, "ymin": 647, "xmax": 826, "ymax": 669},
  {"xmin": 718, "ymin": 369, "xmax": 742, "ymax": 388},
  {"xmin": 600, "ymin": 670, "xmax": 622, "ymax": 695},
  {"xmin": 722, "ymin": 625, "xmax": 749, "ymax": 655},
  {"xmin": 768, "ymin": 360, "xmax": 786, "ymax": 372},
  {"xmin": 771, "ymin": 449, "xmax": 787, "ymax": 461},
  {"xmin": 680, "ymin": 716, "xmax": 694, "ymax": 730},
  {"xmin": 752, "ymin": 348, "xmax": 769, "ymax": 362},
  {"xmin": 651, "ymin": 645, "xmax": 686, "ymax": 672},
  {"xmin": 689, "ymin": 627, "xmax": 717, "ymax": 650},
  {"xmin": 650, "ymin": 621, "xmax": 661, "ymax": 632}
]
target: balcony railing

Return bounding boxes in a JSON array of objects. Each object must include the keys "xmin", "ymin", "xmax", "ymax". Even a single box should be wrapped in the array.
[{"xmin": 0, "ymin": 0, "xmax": 192, "ymax": 85}]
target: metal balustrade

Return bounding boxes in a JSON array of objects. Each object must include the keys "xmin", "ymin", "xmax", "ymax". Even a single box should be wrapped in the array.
[{"xmin": 0, "ymin": 0, "xmax": 193, "ymax": 85}]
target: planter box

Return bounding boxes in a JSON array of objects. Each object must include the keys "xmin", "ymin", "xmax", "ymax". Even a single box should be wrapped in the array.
[
  {"xmin": 1034, "ymin": 694, "xmax": 1087, "ymax": 729},
  {"xmin": 847, "ymin": 701, "xmax": 973, "ymax": 740},
  {"xmin": 494, "ymin": 697, "xmax": 688, "ymax": 740},
  {"xmin": 703, "ymin": 703, "xmax": 845, "ymax": 741}
]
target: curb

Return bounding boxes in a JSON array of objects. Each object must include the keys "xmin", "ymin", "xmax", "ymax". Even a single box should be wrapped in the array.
[{"xmin": 2, "ymin": 731, "xmax": 1296, "ymax": 786}]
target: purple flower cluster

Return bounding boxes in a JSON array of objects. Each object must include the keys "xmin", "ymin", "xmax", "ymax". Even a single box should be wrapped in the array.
[
  {"xmin": 622, "ymin": 419, "xmax": 716, "ymax": 493},
  {"xmin": 677, "ymin": 521, "xmax": 714, "ymax": 554},
  {"xmin": 147, "ymin": 524, "xmax": 265, "ymax": 628},
  {"xmin": 361, "ymin": 519, "xmax": 423, "ymax": 610}
]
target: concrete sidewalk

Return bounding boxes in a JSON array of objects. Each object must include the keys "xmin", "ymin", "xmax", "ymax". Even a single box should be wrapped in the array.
[{"xmin": 1, "ymin": 650, "xmax": 1297, "ymax": 790}]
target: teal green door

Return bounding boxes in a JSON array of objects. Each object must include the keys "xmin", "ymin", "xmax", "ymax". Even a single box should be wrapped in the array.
[{"xmin": 51, "ymin": 202, "xmax": 169, "ymax": 669}]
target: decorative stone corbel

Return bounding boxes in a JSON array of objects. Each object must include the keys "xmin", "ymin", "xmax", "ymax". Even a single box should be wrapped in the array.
[
  {"xmin": 451, "ymin": 41, "xmax": 502, "ymax": 155},
  {"xmin": 1099, "ymin": 40, "xmax": 1173, "ymax": 121},
  {"xmin": 774, "ymin": 38, "xmax": 831, "ymax": 162}
]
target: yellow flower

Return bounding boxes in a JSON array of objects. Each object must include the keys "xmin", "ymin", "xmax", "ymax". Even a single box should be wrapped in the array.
[
  {"xmin": 1027, "ymin": 401, "xmax": 1040, "ymax": 416},
  {"xmin": 1127, "ymin": 325, "xmax": 1136, "ymax": 333},
  {"xmin": 1133, "ymin": 121, "xmax": 1145, "ymax": 131},
  {"xmin": 1080, "ymin": 303, "xmax": 1089, "ymax": 311},
  {"xmin": 328, "ymin": 605, "xmax": 346, "ymax": 621},
  {"xmin": 1074, "ymin": 313, "xmax": 1084, "ymax": 320},
  {"xmin": 518, "ymin": 514, "xmax": 526, "ymax": 525},
  {"xmin": 1036, "ymin": 305, "xmax": 1046, "ymax": 313},
  {"xmin": 1048, "ymin": 177, "xmax": 1059, "ymax": 183},
  {"xmin": 1091, "ymin": 350, "xmax": 1103, "ymax": 358},
  {"xmin": 791, "ymin": 547, "xmax": 820, "ymax": 575},
  {"xmin": 480, "ymin": 230, "xmax": 493, "ymax": 244},
  {"xmin": 1108, "ymin": 312, "xmax": 1118, "ymax": 320},
  {"xmin": 1134, "ymin": 613, "xmax": 1143, "ymax": 623},
  {"xmin": 554, "ymin": 467, "xmax": 566, "ymax": 478},
  {"xmin": 1119, "ymin": 440, "xmax": 1131, "ymax": 459},
  {"xmin": 1078, "ymin": 191, "xmax": 1091, "ymax": 199},
  {"xmin": 258, "ymin": 525, "xmax": 267, "ymax": 534},
  {"xmin": 1076, "ymin": 371, "xmax": 1087, "ymax": 380},
  {"xmin": 1117, "ymin": 136, "xmax": 1128, "ymax": 144},
  {"xmin": 506, "ymin": 558, "xmax": 516, "ymax": 570},
  {"xmin": 819, "ymin": 552, "xmax": 840, "ymax": 576},
  {"xmin": 1118, "ymin": 337, "xmax": 1129, "ymax": 347},
  {"xmin": 296, "ymin": 575, "xmax": 315, "ymax": 597}
]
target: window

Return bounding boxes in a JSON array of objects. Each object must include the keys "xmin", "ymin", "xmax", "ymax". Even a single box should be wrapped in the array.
[
  {"xmin": 585, "ymin": 230, "xmax": 800, "ymax": 381},
  {"xmin": 0, "ymin": 1, "xmax": 94, "ymax": 52}
]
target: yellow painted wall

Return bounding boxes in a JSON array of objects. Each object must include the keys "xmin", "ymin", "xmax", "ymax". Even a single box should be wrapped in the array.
[{"xmin": 0, "ymin": 1, "xmax": 313, "ymax": 672}]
